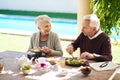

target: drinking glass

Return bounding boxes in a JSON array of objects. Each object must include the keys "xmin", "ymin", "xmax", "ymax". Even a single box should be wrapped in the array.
[{"xmin": 59, "ymin": 57, "xmax": 65, "ymax": 68}]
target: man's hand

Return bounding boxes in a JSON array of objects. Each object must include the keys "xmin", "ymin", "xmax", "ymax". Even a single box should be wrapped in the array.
[
  {"xmin": 66, "ymin": 45, "xmax": 74, "ymax": 54},
  {"xmin": 80, "ymin": 52, "xmax": 95, "ymax": 59}
]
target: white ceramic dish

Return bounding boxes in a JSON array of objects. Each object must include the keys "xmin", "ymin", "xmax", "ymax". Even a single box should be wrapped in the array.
[{"xmin": 57, "ymin": 70, "xmax": 68, "ymax": 76}]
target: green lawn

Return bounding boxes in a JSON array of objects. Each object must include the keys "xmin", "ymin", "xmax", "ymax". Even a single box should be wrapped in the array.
[{"xmin": 0, "ymin": 33, "xmax": 120, "ymax": 64}]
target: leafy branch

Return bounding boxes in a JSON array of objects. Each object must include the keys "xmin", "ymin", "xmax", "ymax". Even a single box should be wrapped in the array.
[{"xmin": 91, "ymin": 0, "xmax": 120, "ymax": 36}]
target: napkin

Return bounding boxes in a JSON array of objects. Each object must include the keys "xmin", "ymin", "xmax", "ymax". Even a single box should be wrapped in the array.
[{"xmin": 90, "ymin": 61, "xmax": 119, "ymax": 71}]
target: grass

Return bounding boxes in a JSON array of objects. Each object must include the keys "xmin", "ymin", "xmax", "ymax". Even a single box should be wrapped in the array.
[{"xmin": 0, "ymin": 33, "xmax": 120, "ymax": 64}]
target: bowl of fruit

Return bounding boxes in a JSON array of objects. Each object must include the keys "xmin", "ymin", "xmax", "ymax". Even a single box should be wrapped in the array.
[
  {"xmin": 80, "ymin": 66, "xmax": 91, "ymax": 76},
  {"xmin": 21, "ymin": 65, "xmax": 31, "ymax": 75}
]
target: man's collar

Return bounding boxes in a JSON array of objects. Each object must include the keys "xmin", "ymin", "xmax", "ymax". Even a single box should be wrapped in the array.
[{"xmin": 88, "ymin": 29, "xmax": 102, "ymax": 39}]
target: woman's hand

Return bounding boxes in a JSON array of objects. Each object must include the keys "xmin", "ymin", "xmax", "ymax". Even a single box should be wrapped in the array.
[{"xmin": 41, "ymin": 46, "xmax": 51, "ymax": 54}]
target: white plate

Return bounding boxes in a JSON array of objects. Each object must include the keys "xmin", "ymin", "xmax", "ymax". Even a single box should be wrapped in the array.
[{"xmin": 56, "ymin": 69, "xmax": 68, "ymax": 76}]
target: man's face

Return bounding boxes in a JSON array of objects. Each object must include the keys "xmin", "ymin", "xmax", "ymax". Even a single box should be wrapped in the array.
[{"xmin": 82, "ymin": 20, "xmax": 93, "ymax": 37}]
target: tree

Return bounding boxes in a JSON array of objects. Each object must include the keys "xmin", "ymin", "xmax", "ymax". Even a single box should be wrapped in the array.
[{"xmin": 91, "ymin": 0, "xmax": 120, "ymax": 36}]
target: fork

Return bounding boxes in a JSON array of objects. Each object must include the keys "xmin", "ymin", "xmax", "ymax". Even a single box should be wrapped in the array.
[{"xmin": 70, "ymin": 54, "xmax": 74, "ymax": 59}]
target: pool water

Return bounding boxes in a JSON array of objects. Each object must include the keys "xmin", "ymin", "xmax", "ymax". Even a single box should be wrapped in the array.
[
  {"xmin": 0, "ymin": 15, "xmax": 120, "ymax": 41},
  {"xmin": 0, "ymin": 15, "xmax": 77, "ymax": 36}
]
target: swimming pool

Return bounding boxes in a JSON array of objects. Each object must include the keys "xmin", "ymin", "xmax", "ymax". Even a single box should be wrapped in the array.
[
  {"xmin": 0, "ymin": 15, "xmax": 78, "ymax": 39},
  {"xmin": 0, "ymin": 15, "xmax": 120, "ymax": 41}
]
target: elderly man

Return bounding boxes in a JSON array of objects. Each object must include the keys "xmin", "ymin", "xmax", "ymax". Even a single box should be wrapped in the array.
[{"xmin": 66, "ymin": 14, "xmax": 112, "ymax": 62}]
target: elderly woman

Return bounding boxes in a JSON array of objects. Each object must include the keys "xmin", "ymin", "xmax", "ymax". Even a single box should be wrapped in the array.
[
  {"xmin": 66, "ymin": 14, "xmax": 112, "ymax": 62},
  {"xmin": 27, "ymin": 15, "xmax": 63, "ymax": 60}
]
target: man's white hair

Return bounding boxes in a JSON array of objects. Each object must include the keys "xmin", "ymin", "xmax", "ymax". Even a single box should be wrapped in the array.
[
  {"xmin": 35, "ymin": 15, "xmax": 51, "ymax": 27},
  {"xmin": 83, "ymin": 14, "xmax": 100, "ymax": 30}
]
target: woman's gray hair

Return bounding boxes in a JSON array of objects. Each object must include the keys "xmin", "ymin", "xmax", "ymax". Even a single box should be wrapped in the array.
[
  {"xmin": 83, "ymin": 14, "xmax": 100, "ymax": 30},
  {"xmin": 35, "ymin": 15, "xmax": 51, "ymax": 27}
]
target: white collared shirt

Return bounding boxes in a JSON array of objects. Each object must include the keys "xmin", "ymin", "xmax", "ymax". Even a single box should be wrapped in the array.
[{"xmin": 88, "ymin": 29, "xmax": 102, "ymax": 39}]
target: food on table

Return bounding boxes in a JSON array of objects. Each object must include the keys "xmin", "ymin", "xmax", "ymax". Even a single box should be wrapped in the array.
[
  {"xmin": 21, "ymin": 65, "xmax": 31, "ymax": 75},
  {"xmin": 80, "ymin": 66, "xmax": 91, "ymax": 76},
  {"xmin": 65, "ymin": 58, "xmax": 89, "ymax": 66},
  {"xmin": 46, "ymin": 57, "xmax": 56, "ymax": 65},
  {"xmin": 0, "ymin": 64, "xmax": 4, "ymax": 73},
  {"xmin": 21, "ymin": 65, "xmax": 31, "ymax": 70},
  {"xmin": 31, "ymin": 47, "xmax": 41, "ymax": 52}
]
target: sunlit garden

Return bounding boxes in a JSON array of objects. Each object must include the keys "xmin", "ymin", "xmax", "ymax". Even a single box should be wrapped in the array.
[
  {"xmin": 0, "ymin": 33, "xmax": 120, "ymax": 64},
  {"xmin": 0, "ymin": 0, "xmax": 120, "ymax": 64}
]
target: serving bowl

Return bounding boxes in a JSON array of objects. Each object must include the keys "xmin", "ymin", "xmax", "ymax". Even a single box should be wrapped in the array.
[{"xmin": 80, "ymin": 66, "xmax": 91, "ymax": 76}]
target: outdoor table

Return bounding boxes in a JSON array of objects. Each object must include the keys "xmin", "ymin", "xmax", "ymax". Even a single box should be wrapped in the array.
[{"xmin": 0, "ymin": 50, "xmax": 117, "ymax": 80}]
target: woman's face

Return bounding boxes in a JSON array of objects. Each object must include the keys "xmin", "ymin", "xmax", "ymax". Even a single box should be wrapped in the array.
[{"xmin": 38, "ymin": 21, "xmax": 51, "ymax": 35}]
